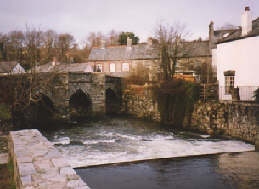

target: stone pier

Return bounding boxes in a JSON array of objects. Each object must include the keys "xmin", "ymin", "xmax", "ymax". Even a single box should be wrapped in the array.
[{"xmin": 8, "ymin": 129, "xmax": 90, "ymax": 189}]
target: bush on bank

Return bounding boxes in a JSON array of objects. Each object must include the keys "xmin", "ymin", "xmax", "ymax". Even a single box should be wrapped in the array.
[{"xmin": 152, "ymin": 79, "xmax": 200, "ymax": 128}]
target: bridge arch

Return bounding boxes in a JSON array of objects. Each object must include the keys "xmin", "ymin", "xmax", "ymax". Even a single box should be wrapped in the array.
[
  {"xmin": 69, "ymin": 89, "xmax": 92, "ymax": 121},
  {"xmin": 105, "ymin": 88, "xmax": 121, "ymax": 115},
  {"xmin": 22, "ymin": 93, "xmax": 55, "ymax": 128}
]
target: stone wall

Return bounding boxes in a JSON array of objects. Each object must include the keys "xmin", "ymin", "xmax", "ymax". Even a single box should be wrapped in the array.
[
  {"xmin": 122, "ymin": 85, "xmax": 160, "ymax": 122},
  {"xmin": 8, "ymin": 129, "xmax": 90, "ymax": 189},
  {"xmin": 191, "ymin": 101, "xmax": 259, "ymax": 143}
]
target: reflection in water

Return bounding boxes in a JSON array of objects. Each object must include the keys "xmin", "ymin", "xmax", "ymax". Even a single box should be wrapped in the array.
[
  {"xmin": 76, "ymin": 155, "xmax": 241, "ymax": 189},
  {"xmin": 77, "ymin": 153, "xmax": 259, "ymax": 189},
  {"xmin": 217, "ymin": 152, "xmax": 259, "ymax": 189}
]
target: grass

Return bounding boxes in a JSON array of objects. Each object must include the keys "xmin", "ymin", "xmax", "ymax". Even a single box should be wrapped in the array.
[{"xmin": 0, "ymin": 159, "xmax": 16, "ymax": 189}]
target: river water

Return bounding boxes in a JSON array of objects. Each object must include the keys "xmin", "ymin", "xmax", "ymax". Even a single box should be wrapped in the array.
[{"xmin": 44, "ymin": 116, "xmax": 258, "ymax": 189}]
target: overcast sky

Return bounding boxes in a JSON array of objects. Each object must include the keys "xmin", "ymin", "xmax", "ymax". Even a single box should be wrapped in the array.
[{"xmin": 0, "ymin": 0, "xmax": 258, "ymax": 43}]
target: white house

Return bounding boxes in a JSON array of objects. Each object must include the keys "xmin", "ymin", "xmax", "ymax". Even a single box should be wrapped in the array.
[
  {"xmin": 212, "ymin": 7, "xmax": 259, "ymax": 101},
  {"xmin": 0, "ymin": 61, "xmax": 25, "ymax": 75}
]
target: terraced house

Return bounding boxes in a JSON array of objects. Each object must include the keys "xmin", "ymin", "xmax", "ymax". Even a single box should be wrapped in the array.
[{"xmin": 88, "ymin": 37, "xmax": 212, "ymax": 82}]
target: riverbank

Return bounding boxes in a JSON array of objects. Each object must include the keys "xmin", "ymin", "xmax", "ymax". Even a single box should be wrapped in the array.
[{"xmin": 76, "ymin": 151, "xmax": 259, "ymax": 189}]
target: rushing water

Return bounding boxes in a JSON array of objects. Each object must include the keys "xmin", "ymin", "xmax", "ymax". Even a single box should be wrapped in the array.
[{"xmin": 44, "ymin": 117, "xmax": 254, "ymax": 168}]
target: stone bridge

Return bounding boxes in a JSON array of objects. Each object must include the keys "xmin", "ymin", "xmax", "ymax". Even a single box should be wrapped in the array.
[
  {"xmin": 0, "ymin": 72, "xmax": 122, "ymax": 121},
  {"xmin": 45, "ymin": 72, "xmax": 122, "ymax": 120}
]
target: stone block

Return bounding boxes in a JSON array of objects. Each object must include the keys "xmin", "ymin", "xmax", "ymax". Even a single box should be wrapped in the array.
[
  {"xmin": 60, "ymin": 167, "xmax": 76, "ymax": 176},
  {"xmin": 67, "ymin": 179, "xmax": 86, "ymax": 188},
  {"xmin": 16, "ymin": 156, "xmax": 33, "ymax": 163},
  {"xmin": 34, "ymin": 159, "xmax": 52, "ymax": 173},
  {"xmin": 75, "ymin": 186, "xmax": 91, "ymax": 189},
  {"xmin": 18, "ymin": 163, "xmax": 36, "ymax": 176},
  {"xmin": 52, "ymin": 158, "xmax": 70, "ymax": 168},
  {"xmin": 20, "ymin": 175, "xmax": 32, "ymax": 186},
  {"xmin": 46, "ymin": 149, "xmax": 61, "ymax": 159},
  {"xmin": 24, "ymin": 187, "xmax": 35, "ymax": 189}
]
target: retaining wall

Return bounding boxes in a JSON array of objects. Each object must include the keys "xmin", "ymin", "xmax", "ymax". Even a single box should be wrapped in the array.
[
  {"xmin": 122, "ymin": 85, "xmax": 160, "ymax": 122},
  {"xmin": 8, "ymin": 129, "xmax": 90, "ymax": 189},
  {"xmin": 191, "ymin": 101, "xmax": 259, "ymax": 144}
]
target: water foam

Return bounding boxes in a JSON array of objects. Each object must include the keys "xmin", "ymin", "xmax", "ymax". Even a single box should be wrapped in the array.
[{"xmin": 56, "ymin": 133, "xmax": 254, "ymax": 168}]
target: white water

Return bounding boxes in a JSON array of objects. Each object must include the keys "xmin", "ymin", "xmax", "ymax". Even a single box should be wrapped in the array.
[{"xmin": 46, "ymin": 118, "xmax": 255, "ymax": 168}]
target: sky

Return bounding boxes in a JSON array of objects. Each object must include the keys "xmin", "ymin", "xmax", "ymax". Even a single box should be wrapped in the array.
[{"xmin": 0, "ymin": 0, "xmax": 258, "ymax": 44}]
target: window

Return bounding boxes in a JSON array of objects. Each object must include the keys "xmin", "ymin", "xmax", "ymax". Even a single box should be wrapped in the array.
[
  {"xmin": 224, "ymin": 70, "xmax": 235, "ymax": 94},
  {"xmin": 122, "ymin": 63, "xmax": 129, "ymax": 72},
  {"xmin": 96, "ymin": 64, "xmax": 102, "ymax": 72},
  {"xmin": 110, "ymin": 63, "xmax": 115, "ymax": 72}
]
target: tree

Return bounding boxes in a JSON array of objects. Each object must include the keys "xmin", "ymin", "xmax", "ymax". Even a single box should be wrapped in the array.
[
  {"xmin": 107, "ymin": 30, "xmax": 120, "ymax": 46},
  {"xmin": 118, "ymin": 32, "xmax": 139, "ymax": 45},
  {"xmin": 155, "ymin": 24, "xmax": 189, "ymax": 81},
  {"xmin": 56, "ymin": 33, "xmax": 75, "ymax": 63}
]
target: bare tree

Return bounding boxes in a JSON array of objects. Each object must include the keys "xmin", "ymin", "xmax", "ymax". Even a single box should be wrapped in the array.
[{"xmin": 155, "ymin": 23, "xmax": 189, "ymax": 80}]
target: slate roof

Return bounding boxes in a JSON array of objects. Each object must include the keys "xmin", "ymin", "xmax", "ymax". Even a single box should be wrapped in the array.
[
  {"xmin": 88, "ymin": 43, "xmax": 159, "ymax": 61},
  {"xmin": 36, "ymin": 62, "xmax": 93, "ymax": 73},
  {"xmin": 88, "ymin": 41, "xmax": 211, "ymax": 61},
  {"xmin": 217, "ymin": 18, "xmax": 259, "ymax": 44},
  {"xmin": 0, "ymin": 61, "xmax": 19, "ymax": 73},
  {"xmin": 182, "ymin": 41, "xmax": 211, "ymax": 57}
]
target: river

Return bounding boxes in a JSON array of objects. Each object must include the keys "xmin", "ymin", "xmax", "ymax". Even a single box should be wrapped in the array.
[{"xmin": 44, "ymin": 116, "xmax": 258, "ymax": 189}]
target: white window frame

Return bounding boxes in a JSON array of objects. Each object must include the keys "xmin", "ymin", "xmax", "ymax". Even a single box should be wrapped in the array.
[
  {"xmin": 110, "ymin": 63, "xmax": 116, "ymax": 72},
  {"xmin": 122, "ymin": 63, "xmax": 129, "ymax": 72},
  {"xmin": 96, "ymin": 64, "xmax": 103, "ymax": 72}
]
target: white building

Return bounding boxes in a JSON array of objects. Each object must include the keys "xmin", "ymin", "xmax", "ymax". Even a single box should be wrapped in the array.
[{"xmin": 212, "ymin": 7, "xmax": 259, "ymax": 101}]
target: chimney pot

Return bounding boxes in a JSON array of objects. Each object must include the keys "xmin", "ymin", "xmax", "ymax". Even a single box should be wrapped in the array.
[{"xmin": 241, "ymin": 6, "xmax": 252, "ymax": 36}]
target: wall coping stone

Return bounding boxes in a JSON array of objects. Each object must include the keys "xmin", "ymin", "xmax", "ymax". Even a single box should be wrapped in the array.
[{"xmin": 8, "ymin": 129, "xmax": 91, "ymax": 189}]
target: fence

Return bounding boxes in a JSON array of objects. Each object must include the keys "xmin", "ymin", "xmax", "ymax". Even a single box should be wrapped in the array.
[
  {"xmin": 200, "ymin": 83, "xmax": 219, "ymax": 101},
  {"xmin": 219, "ymin": 86, "xmax": 258, "ymax": 101}
]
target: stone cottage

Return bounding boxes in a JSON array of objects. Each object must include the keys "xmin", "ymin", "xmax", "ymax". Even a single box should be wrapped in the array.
[{"xmin": 88, "ymin": 37, "xmax": 212, "ymax": 82}]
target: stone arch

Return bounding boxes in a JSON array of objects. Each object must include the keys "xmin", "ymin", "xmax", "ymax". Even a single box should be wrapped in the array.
[
  {"xmin": 28, "ymin": 93, "xmax": 55, "ymax": 127},
  {"xmin": 105, "ymin": 88, "xmax": 121, "ymax": 115},
  {"xmin": 69, "ymin": 89, "xmax": 92, "ymax": 121}
]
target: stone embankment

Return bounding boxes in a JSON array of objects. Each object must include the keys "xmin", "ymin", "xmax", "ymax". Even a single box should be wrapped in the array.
[
  {"xmin": 122, "ymin": 85, "xmax": 160, "ymax": 122},
  {"xmin": 8, "ymin": 129, "xmax": 90, "ymax": 189},
  {"xmin": 191, "ymin": 101, "xmax": 259, "ymax": 144}
]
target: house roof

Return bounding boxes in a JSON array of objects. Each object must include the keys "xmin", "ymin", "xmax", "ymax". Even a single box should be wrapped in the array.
[
  {"xmin": 217, "ymin": 18, "xmax": 259, "ymax": 44},
  {"xmin": 88, "ymin": 41, "xmax": 211, "ymax": 61},
  {"xmin": 36, "ymin": 62, "xmax": 93, "ymax": 73},
  {"xmin": 182, "ymin": 41, "xmax": 211, "ymax": 57},
  {"xmin": 0, "ymin": 61, "xmax": 19, "ymax": 73},
  {"xmin": 88, "ymin": 43, "xmax": 159, "ymax": 61}
]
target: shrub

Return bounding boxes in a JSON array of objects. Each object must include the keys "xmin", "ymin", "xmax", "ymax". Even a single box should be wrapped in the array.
[{"xmin": 152, "ymin": 79, "xmax": 200, "ymax": 127}]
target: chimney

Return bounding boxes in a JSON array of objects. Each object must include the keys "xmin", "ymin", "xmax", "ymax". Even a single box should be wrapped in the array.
[
  {"xmin": 241, "ymin": 6, "xmax": 252, "ymax": 36},
  {"xmin": 127, "ymin": 37, "xmax": 132, "ymax": 48},
  {"xmin": 52, "ymin": 57, "xmax": 56, "ymax": 66},
  {"xmin": 101, "ymin": 40, "xmax": 105, "ymax": 49},
  {"xmin": 209, "ymin": 21, "xmax": 216, "ymax": 49}
]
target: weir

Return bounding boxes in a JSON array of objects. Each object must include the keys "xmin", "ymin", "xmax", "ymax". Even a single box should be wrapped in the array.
[{"xmin": 8, "ymin": 129, "xmax": 90, "ymax": 189}]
